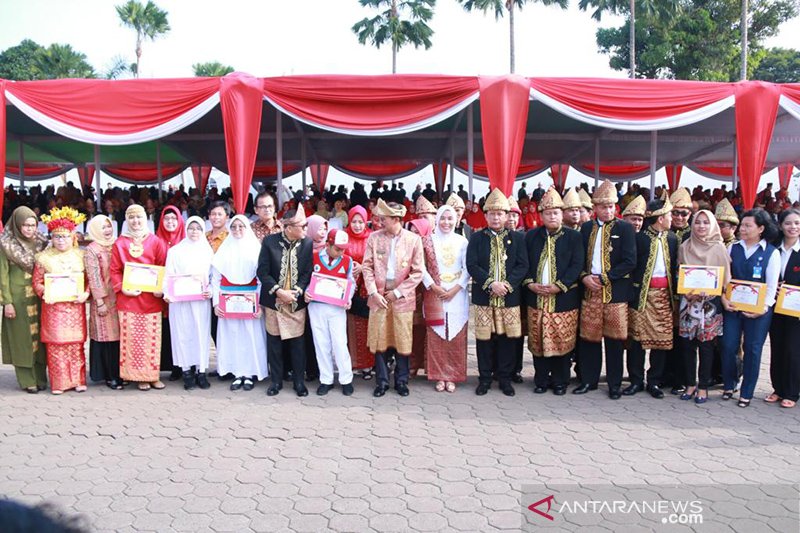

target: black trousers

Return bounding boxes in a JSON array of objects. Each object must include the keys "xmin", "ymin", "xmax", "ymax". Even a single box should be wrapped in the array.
[
  {"xmin": 578, "ymin": 338, "xmax": 624, "ymax": 388},
  {"xmin": 160, "ymin": 316, "xmax": 175, "ymax": 371},
  {"xmin": 681, "ymin": 337, "xmax": 714, "ymax": 389},
  {"xmin": 477, "ymin": 335, "xmax": 516, "ymax": 385},
  {"xmin": 626, "ymin": 340, "xmax": 667, "ymax": 387},
  {"xmin": 661, "ymin": 330, "xmax": 685, "ymax": 388},
  {"xmin": 769, "ymin": 314, "xmax": 800, "ymax": 402},
  {"xmin": 375, "ymin": 349, "xmax": 409, "ymax": 386},
  {"xmin": 267, "ymin": 333, "xmax": 306, "ymax": 388},
  {"xmin": 513, "ymin": 336, "xmax": 524, "ymax": 375},
  {"xmin": 533, "ymin": 355, "xmax": 571, "ymax": 388}
]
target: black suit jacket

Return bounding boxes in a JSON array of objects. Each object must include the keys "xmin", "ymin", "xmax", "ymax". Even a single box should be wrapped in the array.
[
  {"xmin": 522, "ymin": 226, "xmax": 584, "ymax": 312},
  {"xmin": 780, "ymin": 247, "xmax": 800, "ymax": 285},
  {"xmin": 467, "ymin": 228, "xmax": 529, "ymax": 307},
  {"xmin": 580, "ymin": 218, "xmax": 637, "ymax": 304},
  {"xmin": 631, "ymin": 228, "xmax": 679, "ymax": 309},
  {"xmin": 257, "ymin": 233, "xmax": 313, "ymax": 311}
]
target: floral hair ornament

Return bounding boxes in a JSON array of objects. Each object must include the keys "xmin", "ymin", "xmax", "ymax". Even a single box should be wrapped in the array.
[{"xmin": 40, "ymin": 206, "xmax": 87, "ymax": 234}]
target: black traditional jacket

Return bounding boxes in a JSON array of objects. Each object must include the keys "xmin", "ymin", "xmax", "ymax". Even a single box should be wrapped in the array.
[
  {"xmin": 257, "ymin": 233, "xmax": 313, "ymax": 311},
  {"xmin": 522, "ymin": 226, "xmax": 584, "ymax": 313},
  {"xmin": 466, "ymin": 228, "xmax": 528, "ymax": 308},
  {"xmin": 630, "ymin": 227, "xmax": 678, "ymax": 311},
  {"xmin": 580, "ymin": 218, "xmax": 637, "ymax": 304}
]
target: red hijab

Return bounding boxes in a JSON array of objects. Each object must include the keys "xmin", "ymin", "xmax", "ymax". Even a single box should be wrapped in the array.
[
  {"xmin": 408, "ymin": 218, "xmax": 432, "ymax": 237},
  {"xmin": 346, "ymin": 206, "xmax": 371, "ymax": 264},
  {"xmin": 156, "ymin": 205, "xmax": 186, "ymax": 249}
]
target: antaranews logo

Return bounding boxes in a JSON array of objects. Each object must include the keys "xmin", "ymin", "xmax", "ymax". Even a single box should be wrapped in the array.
[{"xmin": 527, "ymin": 495, "xmax": 556, "ymax": 521}]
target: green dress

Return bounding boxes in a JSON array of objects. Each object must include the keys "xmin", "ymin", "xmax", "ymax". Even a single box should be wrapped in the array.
[{"xmin": 0, "ymin": 245, "xmax": 47, "ymax": 389}]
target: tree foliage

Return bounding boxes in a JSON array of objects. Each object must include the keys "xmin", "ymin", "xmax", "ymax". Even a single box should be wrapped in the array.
[
  {"xmin": 752, "ymin": 47, "xmax": 800, "ymax": 82},
  {"xmin": 0, "ymin": 39, "xmax": 95, "ymax": 80},
  {"xmin": 0, "ymin": 39, "xmax": 46, "ymax": 80},
  {"xmin": 594, "ymin": 0, "xmax": 798, "ymax": 80},
  {"xmin": 192, "ymin": 61, "xmax": 235, "ymax": 77},
  {"xmin": 115, "ymin": 0, "xmax": 170, "ymax": 77}
]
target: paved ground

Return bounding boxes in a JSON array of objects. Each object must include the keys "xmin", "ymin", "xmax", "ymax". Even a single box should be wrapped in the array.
[{"xmin": 1, "ymin": 333, "xmax": 799, "ymax": 532}]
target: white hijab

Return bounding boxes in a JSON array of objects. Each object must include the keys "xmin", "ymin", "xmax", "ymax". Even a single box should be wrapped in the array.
[
  {"xmin": 166, "ymin": 216, "xmax": 213, "ymax": 277},
  {"xmin": 211, "ymin": 215, "xmax": 261, "ymax": 284},
  {"xmin": 432, "ymin": 205, "xmax": 465, "ymax": 246}
]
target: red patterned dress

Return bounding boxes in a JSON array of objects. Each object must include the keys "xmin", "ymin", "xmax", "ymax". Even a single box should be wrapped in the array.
[{"xmin": 345, "ymin": 207, "xmax": 374, "ymax": 371}]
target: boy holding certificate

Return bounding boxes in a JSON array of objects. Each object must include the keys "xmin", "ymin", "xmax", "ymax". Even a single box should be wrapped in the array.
[{"xmin": 305, "ymin": 229, "xmax": 356, "ymax": 396}]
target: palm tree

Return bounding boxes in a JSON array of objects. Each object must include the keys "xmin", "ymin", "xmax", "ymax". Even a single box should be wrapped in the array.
[
  {"xmin": 35, "ymin": 44, "xmax": 95, "ymax": 79},
  {"xmin": 578, "ymin": 0, "xmax": 679, "ymax": 78},
  {"xmin": 115, "ymin": 0, "xmax": 170, "ymax": 78},
  {"xmin": 352, "ymin": 0, "xmax": 435, "ymax": 74},
  {"xmin": 456, "ymin": 0, "xmax": 568, "ymax": 74},
  {"xmin": 102, "ymin": 55, "xmax": 131, "ymax": 79},
  {"xmin": 192, "ymin": 61, "xmax": 235, "ymax": 77}
]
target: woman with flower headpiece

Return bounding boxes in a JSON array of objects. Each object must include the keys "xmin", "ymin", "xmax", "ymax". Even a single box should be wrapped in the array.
[
  {"xmin": 33, "ymin": 207, "xmax": 91, "ymax": 394},
  {"xmin": 110, "ymin": 204, "xmax": 168, "ymax": 391},
  {"xmin": 0, "ymin": 206, "xmax": 48, "ymax": 393}
]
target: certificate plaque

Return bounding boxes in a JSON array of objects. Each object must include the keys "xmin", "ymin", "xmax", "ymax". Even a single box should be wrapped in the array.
[
  {"xmin": 307, "ymin": 273, "xmax": 351, "ymax": 308},
  {"xmin": 44, "ymin": 273, "xmax": 84, "ymax": 303},
  {"xmin": 678, "ymin": 265, "xmax": 724, "ymax": 296},
  {"xmin": 220, "ymin": 290, "xmax": 259, "ymax": 319},
  {"xmin": 165, "ymin": 274, "xmax": 207, "ymax": 302},
  {"xmin": 122, "ymin": 262, "xmax": 165, "ymax": 293},
  {"xmin": 775, "ymin": 284, "xmax": 800, "ymax": 318},
  {"xmin": 726, "ymin": 279, "xmax": 767, "ymax": 313}
]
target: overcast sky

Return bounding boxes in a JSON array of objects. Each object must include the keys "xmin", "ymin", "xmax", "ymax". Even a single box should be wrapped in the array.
[{"xmin": 2, "ymin": 0, "xmax": 798, "ymax": 198}]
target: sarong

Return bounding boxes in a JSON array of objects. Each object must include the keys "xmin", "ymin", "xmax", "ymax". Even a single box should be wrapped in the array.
[
  {"xmin": 367, "ymin": 306, "xmax": 413, "ymax": 355},
  {"xmin": 347, "ymin": 315, "xmax": 374, "ymax": 370},
  {"xmin": 119, "ymin": 310, "xmax": 161, "ymax": 382},
  {"xmin": 474, "ymin": 305, "xmax": 521, "ymax": 341},
  {"xmin": 47, "ymin": 344, "xmax": 86, "ymax": 392},
  {"xmin": 425, "ymin": 323, "xmax": 467, "ymax": 382},
  {"xmin": 579, "ymin": 290, "xmax": 627, "ymax": 343},
  {"xmin": 630, "ymin": 288, "xmax": 674, "ymax": 350},
  {"xmin": 264, "ymin": 307, "xmax": 306, "ymax": 339},
  {"xmin": 528, "ymin": 307, "xmax": 579, "ymax": 357}
]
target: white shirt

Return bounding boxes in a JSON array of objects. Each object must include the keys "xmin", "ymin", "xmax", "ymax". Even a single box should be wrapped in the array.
[
  {"xmin": 652, "ymin": 232, "xmax": 667, "ymax": 278},
  {"xmin": 735, "ymin": 239, "xmax": 781, "ymax": 309},
  {"xmin": 780, "ymin": 240, "xmax": 800, "ymax": 279},
  {"xmin": 385, "ymin": 231, "xmax": 402, "ymax": 300},
  {"xmin": 590, "ymin": 220, "xmax": 604, "ymax": 275}
]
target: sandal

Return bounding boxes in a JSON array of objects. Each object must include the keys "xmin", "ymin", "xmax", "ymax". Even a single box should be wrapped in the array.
[
  {"xmin": 75, "ymin": 385, "xmax": 87, "ymax": 393},
  {"xmin": 435, "ymin": 381, "xmax": 446, "ymax": 392},
  {"xmin": 51, "ymin": 390, "xmax": 63, "ymax": 395},
  {"xmin": 361, "ymin": 370, "xmax": 373, "ymax": 381},
  {"xmin": 151, "ymin": 381, "xmax": 166, "ymax": 390},
  {"xmin": 721, "ymin": 391, "xmax": 734, "ymax": 401},
  {"xmin": 445, "ymin": 382, "xmax": 456, "ymax": 393},
  {"xmin": 138, "ymin": 383, "xmax": 151, "ymax": 391},
  {"xmin": 764, "ymin": 392, "xmax": 781, "ymax": 403},
  {"xmin": 737, "ymin": 398, "xmax": 751, "ymax": 408},
  {"xmin": 780, "ymin": 399, "xmax": 796, "ymax": 409}
]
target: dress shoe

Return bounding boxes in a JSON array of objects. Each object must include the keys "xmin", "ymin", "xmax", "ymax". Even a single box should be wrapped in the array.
[
  {"xmin": 266, "ymin": 384, "xmax": 282, "ymax": 396},
  {"xmin": 107, "ymin": 379, "xmax": 123, "ymax": 390},
  {"xmin": 182, "ymin": 370, "xmax": 196, "ymax": 391},
  {"xmin": 500, "ymin": 382, "xmax": 515, "ymax": 397},
  {"xmin": 317, "ymin": 384, "xmax": 334, "ymax": 396},
  {"xmin": 219, "ymin": 372, "xmax": 235, "ymax": 382},
  {"xmin": 230, "ymin": 377, "xmax": 243, "ymax": 391},
  {"xmin": 553, "ymin": 385, "xmax": 567, "ymax": 396},
  {"xmin": 533, "ymin": 385, "xmax": 548, "ymax": 394},
  {"xmin": 511, "ymin": 373, "xmax": 524, "ymax": 384},
  {"xmin": 572, "ymin": 383, "xmax": 597, "ymax": 395},
  {"xmin": 609, "ymin": 386, "xmax": 622, "ymax": 400},
  {"xmin": 294, "ymin": 385, "xmax": 309, "ymax": 397},
  {"xmin": 342, "ymin": 383, "xmax": 354, "ymax": 396},
  {"xmin": 242, "ymin": 378, "xmax": 255, "ymax": 391},
  {"xmin": 373, "ymin": 383, "xmax": 389, "ymax": 397},
  {"xmin": 622, "ymin": 383, "xmax": 644, "ymax": 396},
  {"xmin": 195, "ymin": 373, "xmax": 211, "ymax": 390},
  {"xmin": 169, "ymin": 367, "xmax": 183, "ymax": 381},
  {"xmin": 647, "ymin": 385, "xmax": 665, "ymax": 399},
  {"xmin": 395, "ymin": 383, "xmax": 410, "ymax": 397},
  {"xmin": 475, "ymin": 382, "xmax": 490, "ymax": 396},
  {"xmin": 670, "ymin": 385, "xmax": 686, "ymax": 395}
]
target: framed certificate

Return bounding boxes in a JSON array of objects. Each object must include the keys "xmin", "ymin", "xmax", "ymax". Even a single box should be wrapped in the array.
[
  {"xmin": 678, "ymin": 265, "xmax": 724, "ymax": 296},
  {"xmin": 44, "ymin": 272, "xmax": 84, "ymax": 303},
  {"xmin": 775, "ymin": 284, "xmax": 800, "ymax": 318},
  {"xmin": 725, "ymin": 279, "xmax": 767, "ymax": 313},
  {"xmin": 220, "ymin": 290, "xmax": 259, "ymax": 319},
  {"xmin": 122, "ymin": 262, "xmax": 165, "ymax": 293},
  {"xmin": 165, "ymin": 274, "xmax": 207, "ymax": 302},
  {"xmin": 307, "ymin": 273, "xmax": 351, "ymax": 308}
]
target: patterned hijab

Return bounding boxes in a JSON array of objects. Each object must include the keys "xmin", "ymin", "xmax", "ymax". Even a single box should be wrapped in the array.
[
  {"xmin": 0, "ymin": 206, "xmax": 47, "ymax": 273},
  {"xmin": 86, "ymin": 215, "xmax": 116, "ymax": 247}
]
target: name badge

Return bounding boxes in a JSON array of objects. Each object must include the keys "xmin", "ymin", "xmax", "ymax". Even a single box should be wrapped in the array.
[{"xmin": 752, "ymin": 266, "xmax": 763, "ymax": 279}]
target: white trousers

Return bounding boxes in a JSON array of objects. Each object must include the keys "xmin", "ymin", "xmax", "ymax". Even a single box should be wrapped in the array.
[{"xmin": 308, "ymin": 302, "xmax": 353, "ymax": 385}]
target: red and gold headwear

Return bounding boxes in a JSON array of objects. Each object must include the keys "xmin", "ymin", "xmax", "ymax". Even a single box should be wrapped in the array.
[{"xmin": 40, "ymin": 207, "xmax": 86, "ymax": 235}]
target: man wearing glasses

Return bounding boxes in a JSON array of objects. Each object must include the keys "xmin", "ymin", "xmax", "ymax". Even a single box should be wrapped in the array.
[
  {"xmin": 251, "ymin": 191, "xmax": 282, "ymax": 243},
  {"xmin": 669, "ymin": 188, "xmax": 694, "ymax": 243}
]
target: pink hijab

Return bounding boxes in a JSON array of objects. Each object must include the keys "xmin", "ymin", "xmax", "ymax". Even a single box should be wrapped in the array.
[{"xmin": 307, "ymin": 214, "xmax": 328, "ymax": 252}]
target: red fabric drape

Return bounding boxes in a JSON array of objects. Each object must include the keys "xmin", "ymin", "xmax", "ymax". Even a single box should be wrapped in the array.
[
  {"xmin": 251, "ymin": 164, "xmax": 302, "ymax": 179},
  {"xmin": 263, "ymin": 75, "xmax": 478, "ymax": 132},
  {"xmin": 334, "ymin": 162, "xmax": 424, "ymax": 179},
  {"xmin": 190, "ymin": 164, "xmax": 212, "ymax": 193},
  {"xmin": 6, "ymin": 164, "xmax": 73, "ymax": 180},
  {"xmin": 778, "ymin": 164, "xmax": 794, "ymax": 190},
  {"xmin": 220, "ymin": 73, "xmax": 264, "ymax": 214},
  {"xmin": 734, "ymin": 81, "xmax": 781, "ymax": 209},
  {"xmin": 478, "ymin": 76, "xmax": 531, "ymax": 195},
  {"xmin": 579, "ymin": 164, "xmax": 650, "ymax": 179},
  {"xmin": 102, "ymin": 164, "xmax": 186, "ymax": 182},
  {"xmin": 0, "ymin": 81, "xmax": 5, "ymax": 219},
  {"xmin": 310, "ymin": 164, "xmax": 330, "ymax": 191},
  {"xmin": 455, "ymin": 160, "xmax": 547, "ymax": 179},
  {"xmin": 549, "ymin": 164, "xmax": 569, "ymax": 193},
  {"xmin": 432, "ymin": 162, "xmax": 447, "ymax": 200},
  {"xmin": 665, "ymin": 165, "xmax": 683, "ymax": 191},
  {"xmin": 76, "ymin": 165, "xmax": 95, "ymax": 190}
]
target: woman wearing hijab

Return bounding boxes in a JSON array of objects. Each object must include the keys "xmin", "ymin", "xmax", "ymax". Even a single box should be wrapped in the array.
[
  {"xmin": 164, "ymin": 216, "xmax": 213, "ymax": 390},
  {"xmin": 407, "ymin": 218, "xmax": 431, "ymax": 376},
  {"xmin": 211, "ymin": 215, "xmax": 268, "ymax": 390},
  {"xmin": 85, "ymin": 215, "xmax": 122, "ymax": 390},
  {"xmin": 307, "ymin": 215, "xmax": 328, "ymax": 253},
  {"xmin": 421, "ymin": 206, "xmax": 470, "ymax": 392},
  {"xmin": 33, "ymin": 207, "xmax": 91, "ymax": 395},
  {"xmin": 345, "ymin": 206, "xmax": 375, "ymax": 380},
  {"xmin": 677, "ymin": 210, "xmax": 731, "ymax": 404},
  {"xmin": 0, "ymin": 206, "xmax": 48, "ymax": 392},
  {"xmin": 156, "ymin": 205, "xmax": 186, "ymax": 381},
  {"xmin": 110, "ymin": 204, "xmax": 168, "ymax": 391}
]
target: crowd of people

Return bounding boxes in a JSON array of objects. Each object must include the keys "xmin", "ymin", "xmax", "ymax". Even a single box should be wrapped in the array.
[{"xmin": 0, "ymin": 176, "xmax": 798, "ymax": 410}]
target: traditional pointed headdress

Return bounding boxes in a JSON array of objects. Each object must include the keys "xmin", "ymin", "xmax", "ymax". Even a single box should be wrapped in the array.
[
  {"xmin": 578, "ymin": 188, "xmax": 593, "ymax": 209},
  {"xmin": 373, "ymin": 198, "xmax": 407, "ymax": 218},
  {"xmin": 415, "ymin": 195, "xmax": 436, "ymax": 215},
  {"xmin": 507, "ymin": 196, "xmax": 522, "ymax": 214},
  {"xmin": 483, "ymin": 188, "xmax": 511, "ymax": 212},
  {"xmin": 592, "ymin": 180, "xmax": 617, "ymax": 205},
  {"xmin": 622, "ymin": 195, "xmax": 646, "ymax": 217},
  {"xmin": 714, "ymin": 198, "xmax": 739, "ymax": 225},
  {"xmin": 561, "ymin": 188, "xmax": 581, "ymax": 210},
  {"xmin": 669, "ymin": 187, "xmax": 692, "ymax": 209},
  {"xmin": 646, "ymin": 197, "xmax": 673, "ymax": 218},
  {"xmin": 539, "ymin": 188, "xmax": 565, "ymax": 212},
  {"xmin": 445, "ymin": 192, "xmax": 465, "ymax": 210}
]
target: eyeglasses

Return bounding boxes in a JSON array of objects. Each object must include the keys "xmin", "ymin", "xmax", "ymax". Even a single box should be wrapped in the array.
[
  {"xmin": 21, "ymin": 223, "xmax": 37, "ymax": 229},
  {"xmin": 672, "ymin": 210, "xmax": 691, "ymax": 217},
  {"xmin": 51, "ymin": 234, "xmax": 71, "ymax": 240},
  {"xmin": 255, "ymin": 205, "xmax": 274, "ymax": 211},
  {"xmin": 289, "ymin": 223, "xmax": 309, "ymax": 229}
]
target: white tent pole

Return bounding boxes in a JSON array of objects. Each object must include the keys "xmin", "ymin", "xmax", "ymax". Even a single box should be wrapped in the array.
[
  {"xmin": 649, "ymin": 131, "xmax": 657, "ymax": 201},
  {"xmin": 301, "ymin": 133, "xmax": 307, "ymax": 194},
  {"xmin": 732, "ymin": 138, "xmax": 738, "ymax": 190},
  {"xmin": 594, "ymin": 138, "xmax": 600, "ymax": 189},
  {"xmin": 277, "ymin": 111, "xmax": 283, "ymax": 209},
  {"xmin": 156, "ymin": 141, "xmax": 163, "ymax": 202},
  {"xmin": 449, "ymin": 136, "xmax": 455, "ymax": 194},
  {"xmin": 18, "ymin": 141, "xmax": 25, "ymax": 191},
  {"xmin": 94, "ymin": 145, "xmax": 101, "ymax": 208},
  {"xmin": 467, "ymin": 104, "xmax": 474, "ymax": 201}
]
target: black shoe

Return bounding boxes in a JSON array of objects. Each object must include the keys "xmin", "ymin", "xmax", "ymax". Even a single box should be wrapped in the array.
[
  {"xmin": 209, "ymin": 370, "xmax": 220, "ymax": 378},
  {"xmin": 511, "ymin": 373, "xmax": 524, "ymax": 384},
  {"xmin": 395, "ymin": 383, "xmax": 410, "ymax": 397},
  {"xmin": 196, "ymin": 373, "xmax": 210, "ymax": 390},
  {"xmin": 373, "ymin": 383, "xmax": 389, "ymax": 397},
  {"xmin": 670, "ymin": 385, "xmax": 686, "ymax": 395},
  {"xmin": 553, "ymin": 385, "xmax": 567, "ymax": 396},
  {"xmin": 572, "ymin": 383, "xmax": 597, "ymax": 395},
  {"xmin": 305, "ymin": 373, "xmax": 319, "ymax": 382},
  {"xmin": 647, "ymin": 385, "xmax": 665, "ymax": 399},
  {"xmin": 500, "ymin": 382, "xmax": 515, "ymax": 397},
  {"xmin": 609, "ymin": 386, "xmax": 622, "ymax": 400},
  {"xmin": 622, "ymin": 383, "xmax": 644, "ymax": 396},
  {"xmin": 317, "ymin": 384, "xmax": 334, "ymax": 396},
  {"xmin": 36, "ymin": 384, "xmax": 47, "ymax": 391},
  {"xmin": 169, "ymin": 367, "xmax": 183, "ymax": 382},
  {"xmin": 266, "ymin": 384, "xmax": 282, "ymax": 396},
  {"xmin": 219, "ymin": 372, "xmax": 235, "ymax": 382},
  {"xmin": 242, "ymin": 377, "xmax": 255, "ymax": 391},
  {"xmin": 182, "ymin": 370, "xmax": 196, "ymax": 391},
  {"xmin": 294, "ymin": 385, "xmax": 309, "ymax": 397},
  {"xmin": 533, "ymin": 385, "xmax": 548, "ymax": 394},
  {"xmin": 342, "ymin": 383, "xmax": 354, "ymax": 396},
  {"xmin": 230, "ymin": 377, "xmax": 243, "ymax": 391},
  {"xmin": 107, "ymin": 379, "xmax": 123, "ymax": 390},
  {"xmin": 475, "ymin": 382, "xmax": 490, "ymax": 396}
]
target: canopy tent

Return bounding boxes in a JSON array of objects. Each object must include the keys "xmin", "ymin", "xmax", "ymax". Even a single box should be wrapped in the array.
[{"xmin": 3, "ymin": 74, "xmax": 800, "ymax": 217}]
